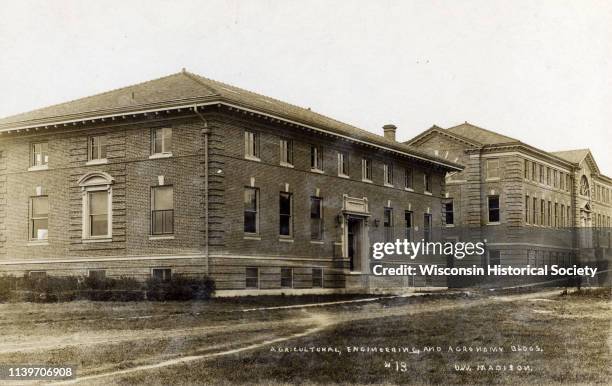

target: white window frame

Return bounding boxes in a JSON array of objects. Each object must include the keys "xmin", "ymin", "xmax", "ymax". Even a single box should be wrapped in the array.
[
  {"xmin": 79, "ymin": 172, "xmax": 114, "ymax": 242},
  {"xmin": 244, "ymin": 130, "xmax": 260, "ymax": 161},
  {"xmin": 485, "ymin": 159, "xmax": 500, "ymax": 180},
  {"xmin": 338, "ymin": 151, "xmax": 349, "ymax": 178},
  {"xmin": 279, "ymin": 138, "xmax": 294, "ymax": 167},
  {"xmin": 29, "ymin": 142, "xmax": 49, "ymax": 171},
  {"xmin": 246, "ymin": 267, "xmax": 260, "ymax": 289},
  {"xmin": 29, "ymin": 195, "xmax": 49, "ymax": 241},
  {"xmin": 361, "ymin": 158, "xmax": 372, "ymax": 182},
  {"xmin": 383, "ymin": 163, "xmax": 393, "ymax": 187},
  {"xmin": 87, "ymin": 135, "xmax": 108, "ymax": 164},
  {"xmin": 150, "ymin": 127, "xmax": 172, "ymax": 158},
  {"xmin": 310, "ymin": 145, "xmax": 323, "ymax": 172}
]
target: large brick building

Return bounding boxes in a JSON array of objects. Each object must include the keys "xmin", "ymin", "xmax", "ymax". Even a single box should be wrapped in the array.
[
  {"xmin": 0, "ymin": 71, "xmax": 462, "ymax": 295},
  {"xmin": 407, "ymin": 123, "xmax": 612, "ymax": 285}
]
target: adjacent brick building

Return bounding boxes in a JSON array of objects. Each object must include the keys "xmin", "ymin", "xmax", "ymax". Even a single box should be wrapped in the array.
[{"xmin": 0, "ymin": 71, "xmax": 462, "ymax": 295}]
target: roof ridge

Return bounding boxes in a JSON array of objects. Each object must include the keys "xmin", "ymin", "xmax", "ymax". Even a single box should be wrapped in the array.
[{"xmin": 448, "ymin": 122, "xmax": 518, "ymax": 141}]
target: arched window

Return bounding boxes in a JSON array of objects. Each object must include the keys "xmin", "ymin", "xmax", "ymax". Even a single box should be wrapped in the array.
[
  {"xmin": 78, "ymin": 172, "xmax": 114, "ymax": 241},
  {"xmin": 580, "ymin": 175, "xmax": 590, "ymax": 197}
]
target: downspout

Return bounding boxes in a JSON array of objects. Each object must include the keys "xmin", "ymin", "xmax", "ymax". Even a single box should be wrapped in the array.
[{"xmin": 193, "ymin": 106, "xmax": 210, "ymax": 274}]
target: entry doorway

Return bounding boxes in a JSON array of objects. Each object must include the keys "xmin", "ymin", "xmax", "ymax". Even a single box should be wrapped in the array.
[{"xmin": 347, "ymin": 217, "xmax": 363, "ymax": 272}]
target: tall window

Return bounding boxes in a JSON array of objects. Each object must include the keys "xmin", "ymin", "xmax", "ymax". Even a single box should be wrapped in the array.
[
  {"xmin": 546, "ymin": 168, "xmax": 551, "ymax": 185},
  {"xmin": 362, "ymin": 158, "xmax": 372, "ymax": 181},
  {"xmin": 566, "ymin": 175, "xmax": 571, "ymax": 191},
  {"xmin": 553, "ymin": 170, "xmax": 558, "ymax": 188},
  {"xmin": 539, "ymin": 165, "xmax": 544, "ymax": 183},
  {"xmin": 30, "ymin": 196, "xmax": 49, "ymax": 240},
  {"xmin": 312, "ymin": 268, "xmax": 323, "ymax": 288},
  {"xmin": 88, "ymin": 135, "xmax": 107, "ymax": 161},
  {"xmin": 486, "ymin": 159, "xmax": 500, "ymax": 179},
  {"xmin": 151, "ymin": 127, "xmax": 172, "ymax": 155},
  {"xmin": 384, "ymin": 163, "xmax": 393, "ymax": 186},
  {"xmin": 423, "ymin": 213, "xmax": 432, "ymax": 242},
  {"xmin": 244, "ymin": 187, "xmax": 259, "ymax": 234},
  {"xmin": 151, "ymin": 186, "xmax": 174, "ymax": 235},
  {"xmin": 532, "ymin": 163, "xmax": 537, "ymax": 182},
  {"xmin": 281, "ymin": 267, "xmax": 293, "ymax": 288},
  {"xmin": 279, "ymin": 192, "xmax": 293, "ymax": 237},
  {"xmin": 567, "ymin": 206, "xmax": 571, "ymax": 227},
  {"xmin": 338, "ymin": 151, "xmax": 349, "ymax": 177},
  {"xmin": 560, "ymin": 172, "xmax": 565, "ymax": 190},
  {"xmin": 525, "ymin": 195, "xmax": 530, "ymax": 224},
  {"xmin": 404, "ymin": 211, "xmax": 413, "ymax": 241},
  {"xmin": 444, "ymin": 201, "xmax": 454, "ymax": 226},
  {"xmin": 424, "ymin": 173, "xmax": 431, "ymax": 193},
  {"xmin": 560, "ymin": 204, "xmax": 565, "ymax": 227},
  {"xmin": 31, "ymin": 142, "xmax": 49, "ymax": 167},
  {"xmin": 532, "ymin": 197, "xmax": 537, "ymax": 224},
  {"xmin": 244, "ymin": 130, "xmax": 260, "ymax": 159},
  {"xmin": 246, "ymin": 267, "xmax": 259, "ymax": 289},
  {"xmin": 405, "ymin": 168, "xmax": 413, "ymax": 189},
  {"xmin": 310, "ymin": 145, "xmax": 323, "ymax": 171},
  {"xmin": 89, "ymin": 191, "xmax": 109, "ymax": 237},
  {"xmin": 554, "ymin": 203, "xmax": 558, "ymax": 227},
  {"xmin": 280, "ymin": 139, "xmax": 293, "ymax": 166},
  {"xmin": 384, "ymin": 208, "xmax": 393, "ymax": 242},
  {"xmin": 488, "ymin": 196, "xmax": 500, "ymax": 223},
  {"xmin": 310, "ymin": 196, "xmax": 323, "ymax": 240},
  {"xmin": 524, "ymin": 160, "xmax": 529, "ymax": 179},
  {"xmin": 547, "ymin": 201, "xmax": 552, "ymax": 226},
  {"xmin": 540, "ymin": 199, "xmax": 545, "ymax": 226}
]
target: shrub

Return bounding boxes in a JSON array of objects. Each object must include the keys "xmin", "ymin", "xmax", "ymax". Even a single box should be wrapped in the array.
[
  {"xmin": 146, "ymin": 276, "xmax": 216, "ymax": 301},
  {"xmin": 0, "ymin": 275, "xmax": 18, "ymax": 302}
]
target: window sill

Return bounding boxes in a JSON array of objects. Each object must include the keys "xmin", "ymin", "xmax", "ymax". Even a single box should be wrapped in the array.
[
  {"xmin": 280, "ymin": 162, "xmax": 294, "ymax": 168},
  {"xmin": 310, "ymin": 240, "xmax": 324, "ymax": 245},
  {"xmin": 28, "ymin": 165, "xmax": 48, "ymax": 172},
  {"xmin": 311, "ymin": 168, "xmax": 324, "ymax": 174},
  {"xmin": 338, "ymin": 174, "xmax": 350, "ymax": 179},
  {"xmin": 279, "ymin": 238, "xmax": 294, "ymax": 243},
  {"xmin": 86, "ymin": 158, "xmax": 108, "ymax": 166},
  {"xmin": 384, "ymin": 183, "xmax": 394, "ymax": 188},
  {"xmin": 149, "ymin": 153, "xmax": 173, "ymax": 160},
  {"xmin": 445, "ymin": 224, "xmax": 455, "ymax": 228},
  {"xmin": 404, "ymin": 187, "xmax": 414, "ymax": 192},
  {"xmin": 486, "ymin": 222, "xmax": 501, "ymax": 226},
  {"xmin": 424, "ymin": 191, "xmax": 432, "ymax": 196},
  {"xmin": 244, "ymin": 155, "xmax": 261, "ymax": 162},
  {"xmin": 244, "ymin": 235, "xmax": 261, "ymax": 240},
  {"xmin": 149, "ymin": 235, "xmax": 175, "ymax": 240},
  {"xmin": 27, "ymin": 240, "xmax": 48, "ymax": 246},
  {"xmin": 485, "ymin": 177, "xmax": 501, "ymax": 182},
  {"xmin": 362, "ymin": 178, "xmax": 373, "ymax": 184},
  {"xmin": 82, "ymin": 237, "xmax": 112, "ymax": 243}
]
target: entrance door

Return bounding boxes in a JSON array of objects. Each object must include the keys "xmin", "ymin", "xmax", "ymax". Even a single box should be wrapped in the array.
[{"xmin": 347, "ymin": 218, "xmax": 362, "ymax": 272}]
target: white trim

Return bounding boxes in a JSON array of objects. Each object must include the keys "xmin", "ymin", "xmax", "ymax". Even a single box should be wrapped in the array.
[
  {"xmin": 26, "ymin": 241, "xmax": 49, "ymax": 247},
  {"xmin": 27, "ymin": 165, "xmax": 48, "ymax": 172},
  {"xmin": 243, "ymin": 235, "xmax": 261, "ymax": 240},
  {"xmin": 149, "ymin": 235, "xmax": 175, "ymax": 240},
  {"xmin": 85, "ymin": 158, "xmax": 108, "ymax": 166},
  {"xmin": 279, "ymin": 238, "xmax": 294, "ymax": 243},
  {"xmin": 309, "ymin": 240, "xmax": 324, "ymax": 245},
  {"xmin": 149, "ymin": 152, "xmax": 173, "ymax": 159},
  {"xmin": 310, "ymin": 168, "xmax": 324, "ymax": 174},
  {"xmin": 361, "ymin": 178, "xmax": 373, "ymax": 183},
  {"xmin": 280, "ymin": 161, "xmax": 294, "ymax": 168},
  {"xmin": 424, "ymin": 191, "xmax": 432, "ymax": 196},
  {"xmin": 82, "ymin": 238, "xmax": 112, "ymax": 243}
]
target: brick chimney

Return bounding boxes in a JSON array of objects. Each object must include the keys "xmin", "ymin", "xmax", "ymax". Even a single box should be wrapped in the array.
[{"xmin": 383, "ymin": 124, "xmax": 397, "ymax": 141}]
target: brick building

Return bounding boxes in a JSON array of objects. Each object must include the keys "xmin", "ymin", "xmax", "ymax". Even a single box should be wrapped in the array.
[
  {"xmin": 407, "ymin": 123, "xmax": 612, "ymax": 285},
  {"xmin": 0, "ymin": 71, "xmax": 462, "ymax": 295}
]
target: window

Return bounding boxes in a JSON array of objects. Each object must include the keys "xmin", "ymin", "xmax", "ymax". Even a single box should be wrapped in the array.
[
  {"xmin": 539, "ymin": 165, "xmax": 544, "ymax": 183},
  {"xmin": 554, "ymin": 203, "xmax": 558, "ymax": 227},
  {"xmin": 384, "ymin": 208, "xmax": 393, "ymax": 242},
  {"xmin": 279, "ymin": 192, "xmax": 293, "ymax": 237},
  {"xmin": 546, "ymin": 168, "xmax": 551, "ymax": 185},
  {"xmin": 244, "ymin": 187, "xmax": 259, "ymax": 234},
  {"xmin": 423, "ymin": 213, "xmax": 432, "ymax": 242},
  {"xmin": 89, "ymin": 191, "xmax": 109, "ymax": 237},
  {"xmin": 524, "ymin": 160, "xmax": 529, "ymax": 179},
  {"xmin": 30, "ymin": 196, "xmax": 49, "ymax": 240},
  {"xmin": 31, "ymin": 142, "xmax": 49, "ymax": 167},
  {"xmin": 151, "ymin": 186, "xmax": 174, "ymax": 235},
  {"xmin": 560, "ymin": 172, "xmax": 565, "ymax": 190},
  {"xmin": 28, "ymin": 271, "xmax": 47, "ymax": 280},
  {"xmin": 540, "ymin": 199, "xmax": 545, "ymax": 226},
  {"xmin": 312, "ymin": 268, "xmax": 323, "ymax": 288},
  {"xmin": 245, "ymin": 130, "xmax": 260, "ymax": 159},
  {"xmin": 404, "ymin": 211, "xmax": 413, "ymax": 241},
  {"xmin": 488, "ymin": 196, "xmax": 500, "ymax": 223},
  {"xmin": 246, "ymin": 267, "xmax": 259, "ymax": 289},
  {"xmin": 362, "ymin": 158, "xmax": 372, "ymax": 181},
  {"xmin": 310, "ymin": 145, "xmax": 323, "ymax": 171},
  {"xmin": 444, "ymin": 201, "xmax": 454, "ymax": 226},
  {"xmin": 152, "ymin": 268, "xmax": 171, "ymax": 282},
  {"xmin": 338, "ymin": 151, "xmax": 349, "ymax": 177},
  {"xmin": 547, "ymin": 201, "xmax": 552, "ymax": 227},
  {"xmin": 88, "ymin": 135, "xmax": 107, "ymax": 161},
  {"xmin": 424, "ymin": 173, "xmax": 431, "ymax": 193},
  {"xmin": 405, "ymin": 168, "xmax": 413, "ymax": 189},
  {"xmin": 280, "ymin": 139, "xmax": 293, "ymax": 166},
  {"xmin": 532, "ymin": 163, "xmax": 537, "ymax": 182},
  {"xmin": 310, "ymin": 197, "xmax": 323, "ymax": 240},
  {"xmin": 489, "ymin": 250, "xmax": 501, "ymax": 267},
  {"xmin": 151, "ymin": 127, "xmax": 172, "ymax": 155},
  {"xmin": 566, "ymin": 174, "xmax": 571, "ymax": 191},
  {"xmin": 281, "ymin": 268, "xmax": 293, "ymax": 288},
  {"xmin": 88, "ymin": 269, "xmax": 106, "ymax": 281},
  {"xmin": 560, "ymin": 204, "xmax": 565, "ymax": 227},
  {"xmin": 532, "ymin": 197, "xmax": 537, "ymax": 224},
  {"xmin": 525, "ymin": 195, "xmax": 530, "ymax": 224},
  {"xmin": 553, "ymin": 170, "xmax": 558, "ymax": 188},
  {"xmin": 486, "ymin": 159, "xmax": 500, "ymax": 179},
  {"xmin": 383, "ymin": 163, "xmax": 393, "ymax": 186}
]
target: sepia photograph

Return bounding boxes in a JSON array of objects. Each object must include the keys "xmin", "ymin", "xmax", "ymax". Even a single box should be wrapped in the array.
[{"xmin": 0, "ymin": 1, "xmax": 610, "ymax": 384}]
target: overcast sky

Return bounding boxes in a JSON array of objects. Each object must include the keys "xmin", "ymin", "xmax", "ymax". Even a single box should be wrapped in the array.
[{"xmin": 1, "ymin": 0, "xmax": 610, "ymax": 174}]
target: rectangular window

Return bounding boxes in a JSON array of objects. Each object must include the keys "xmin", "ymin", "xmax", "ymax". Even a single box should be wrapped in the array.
[
  {"xmin": 384, "ymin": 163, "xmax": 393, "ymax": 186},
  {"xmin": 423, "ymin": 213, "xmax": 432, "ymax": 242},
  {"xmin": 151, "ymin": 186, "xmax": 174, "ymax": 235},
  {"xmin": 88, "ymin": 269, "xmax": 106, "ymax": 281},
  {"xmin": 546, "ymin": 168, "xmax": 551, "ymax": 185},
  {"xmin": 539, "ymin": 165, "xmax": 544, "ymax": 183},
  {"xmin": 405, "ymin": 168, "xmax": 413, "ymax": 189},
  {"xmin": 310, "ymin": 196, "xmax": 323, "ymax": 240},
  {"xmin": 245, "ymin": 131, "xmax": 260, "ymax": 159},
  {"xmin": 312, "ymin": 268, "xmax": 323, "ymax": 288},
  {"xmin": 486, "ymin": 159, "xmax": 500, "ymax": 179},
  {"xmin": 310, "ymin": 145, "xmax": 323, "ymax": 171},
  {"xmin": 245, "ymin": 267, "xmax": 259, "ymax": 289},
  {"xmin": 244, "ymin": 187, "xmax": 259, "ymax": 234},
  {"xmin": 30, "ymin": 196, "xmax": 49, "ymax": 240},
  {"xmin": 554, "ymin": 203, "xmax": 558, "ymax": 227},
  {"xmin": 31, "ymin": 142, "xmax": 49, "ymax": 167},
  {"xmin": 488, "ymin": 196, "xmax": 500, "ymax": 223},
  {"xmin": 532, "ymin": 197, "xmax": 537, "ymax": 224},
  {"xmin": 404, "ymin": 211, "xmax": 413, "ymax": 241},
  {"xmin": 279, "ymin": 192, "xmax": 293, "ymax": 237},
  {"xmin": 362, "ymin": 158, "xmax": 372, "ymax": 181},
  {"xmin": 151, "ymin": 127, "xmax": 172, "ymax": 155},
  {"xmin": 560, "ymin": 172, "xmax": 565, "ymax": 190},
  {"xmin": 553, "ymin": 170, "xmax": 558, "ymax": 188},
  {"xmin": 524, "ymin": 160, "xmax": 529, "ymax": 179},
  {"xmin": 540, "ymin": 199, "xmax": 545, "ymax": 226},
  {"xmin": 560, "ymin": 204, "xmax": 565, "ymax": 227},
  {"xmin": 88, "ymin": 135, "xmax": 107, "ymax": 161},
  {"xmin": 281, "ymin": 267, "xmax": 293, "ymax": 288},
  {"xmin": 489, "ymin": 250, "xmax": 501, "ymax": 267},
  {"xmin": 566, "ymin": 175, "xmax": 571, "ymax": 191},
  {"xmin": 444, "ymin": 201, "xmax": 454, "ymax": 226},
  {"xmin": 525, "ymin": 195, "xmax": 530, "ymax": 224},
  {"xmin": 384, "ymin": 208, "xmax": 393, "ymax": 242},
  {"xmin": 280, "ymin": 139, "xmax": 293, "ymax": 165},
  {"xmin": 89, "ymin": 191, "xmax": 109, "ymax": 237},
  {"xmin": 532, "ymin": 163, "xmax": 537, "ymax": 182},
  {"xmin": 424, "ymin": 173, "xmax": 431, "ymax": 193},
  {"xmin": 152, "ymin": 268, "xmax": 171, "ymax": 282},
  {"xmin": 547, "ymin": 201, "xmax": 552, "ymax": 226},
  {"xmin": 338, "ymin": 151, "xmax": 349, "ymax": 176}
]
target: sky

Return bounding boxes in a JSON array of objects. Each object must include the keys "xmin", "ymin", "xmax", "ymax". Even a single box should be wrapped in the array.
[{"xmin": 1, "ymin": 0, "xmax": 610, "ymax": 174}]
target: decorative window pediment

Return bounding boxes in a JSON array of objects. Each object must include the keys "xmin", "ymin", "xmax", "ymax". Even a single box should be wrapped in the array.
[{"xmin": 78, "ymin": 172, "xmax": 115, "ymax": 190}]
